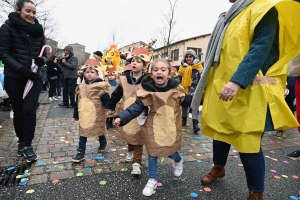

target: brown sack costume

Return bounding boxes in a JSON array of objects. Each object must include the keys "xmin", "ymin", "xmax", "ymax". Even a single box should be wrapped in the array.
[
  {"xmin": 136, "ymin": 86, "xmax": 185, "ymax": 157},
  {"xmin": 76, "ymin": 82, "xmax": 109, "ymax": 137},
  {"xmin": 117, "ymin": 75, "xmax": 144, "ymax": 145}
]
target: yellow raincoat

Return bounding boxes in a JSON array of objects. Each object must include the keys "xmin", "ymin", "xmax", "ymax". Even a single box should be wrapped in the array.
[{"xmin": 202, "ymin": 0, "xmax": 300, "ymax": 153}]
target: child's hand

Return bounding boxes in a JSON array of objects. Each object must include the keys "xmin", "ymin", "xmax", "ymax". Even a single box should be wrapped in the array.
[
  {"xmin": 114, "ymin": 118, "xmax": 121, "ymax": 127},
  {"xmin": 106, "ymin": 110, "xmax": 115, "ymax": 116},
  {"xmin": 74, "ymin": 118, "xmax": 78, "ymax": 121}
]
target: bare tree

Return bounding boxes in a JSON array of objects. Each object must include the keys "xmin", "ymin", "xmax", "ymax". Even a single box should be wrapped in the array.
[
  {"xmin": 153, "ymin": 0, "xmax": 181, "ymax": 58},
  {"xmin": 0, "ymin": 0, "xmax": 59, "ymax": 40}
]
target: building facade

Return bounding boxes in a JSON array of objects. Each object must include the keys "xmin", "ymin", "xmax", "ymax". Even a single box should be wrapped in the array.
[
  {"xmin": 119, "ymin": 41, "xmax": 148, "ymax": 67},
  {"xmin": 152, "ymin": 33, "xmax": 211, "ymax": 67}
]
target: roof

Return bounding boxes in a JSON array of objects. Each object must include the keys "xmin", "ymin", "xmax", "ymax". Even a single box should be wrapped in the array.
[
  {"xmin": 154, "ymin": 33, "xmax": 211, "ymax": 51},
  {"xmin": 69, "ymin": 43, "xmax": 85, "ymax": 47}
]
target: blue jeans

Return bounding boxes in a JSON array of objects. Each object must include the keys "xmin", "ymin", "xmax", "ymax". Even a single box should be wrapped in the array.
[
  {"xmin": 213, "ymin": 140, "xmax": 265, "ymax": 193},
  {"xmin": 78, "ymin": 136, "xmax": 106, "ymax": 150},
  {"xmin": 56, "ymin": 79, "xmax": 62, "ymax": 96},
  {"xmin": 148, "ymin": 152, "xmax": 181, "ymax": 180}
]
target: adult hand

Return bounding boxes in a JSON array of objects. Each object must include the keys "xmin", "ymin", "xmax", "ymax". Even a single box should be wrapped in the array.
[
  {"xmin": 114, "ymin": 118, "xmax": 121, "ymax": 127},
  {"xmin": 106, "ymin": 110, "xmax": 115, "ymax": 116},
  {"xmin": 219, "ymin": 81, "xmax": 240, "ymax": 101},
  {"xmin": 19, "ymin": 67, "xmax": 37, "ymax": 81},
  {"xmin": 62, "ymin": 59, "xmax": 66, "ymax": 63},
  {"xmin": 34, "ymin": 57, "xmax": 45, "ymax": 67}
]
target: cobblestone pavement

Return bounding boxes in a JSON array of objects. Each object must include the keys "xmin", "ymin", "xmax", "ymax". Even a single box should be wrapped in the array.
[{"xmin": 0, "ymin": 92, "xmax": 299, "ymax": 187}]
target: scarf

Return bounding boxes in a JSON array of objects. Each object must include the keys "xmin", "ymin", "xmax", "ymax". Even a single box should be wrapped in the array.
[
  {"xmin": 178, "ymin": 62, "xmax": 203, "ymax": 94},
  {"xmin": 108, "ymin": 79, "xmax": 118, "ymax": 87},
  {"xmin": 8, "ymin": 12, "xmax": 44, "ymax": 37},
  {"xmin": 191, "ymin": 0, "xmax": 254, "ymax": 110}
]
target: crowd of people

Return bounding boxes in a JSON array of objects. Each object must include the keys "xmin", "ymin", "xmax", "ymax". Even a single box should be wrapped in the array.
[{"xmin": 0, "ymin": 0, "xmax": 300, "ymax": 199}]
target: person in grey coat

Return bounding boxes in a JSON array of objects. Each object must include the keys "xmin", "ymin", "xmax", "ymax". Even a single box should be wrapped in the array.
[{"xmin": 58, "ymin": 46, "xmax": 78, "ymax": 108}]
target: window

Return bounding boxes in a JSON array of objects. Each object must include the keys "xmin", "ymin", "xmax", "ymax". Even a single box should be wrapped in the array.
[{"xmin": 173, "ymin": 49, "xmax": 179, "ymax": 61}]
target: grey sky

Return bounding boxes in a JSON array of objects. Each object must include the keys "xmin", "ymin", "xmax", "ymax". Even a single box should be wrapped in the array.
[{"xmin": 45, "ymin": 0, "xmax": 232, "ymax": 53}]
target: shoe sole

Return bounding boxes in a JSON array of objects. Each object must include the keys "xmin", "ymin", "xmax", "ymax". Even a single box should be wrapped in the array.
[
  {"xmin": 286, "ymin": 155, "xmax": 300, "ymax": 160},
  {"xmin": 131, "ymin": 170, "xmax": 141, "ymax": 175},
  {"xmin": 125, "ymin": 159, "xmax": 133, "ymax": 162},
  {"xmin": 98, "ymin": 150, "xmax": 106, "ymax": 153},
  {"xmin": 143, "ymin": 186, "xmax": 157, "ymax": 197},
  {"xmin": 72, "ymin": 159, "xmax": 84, "ymax": 163}
]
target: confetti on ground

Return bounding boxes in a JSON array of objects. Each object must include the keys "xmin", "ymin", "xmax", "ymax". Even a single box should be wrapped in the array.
[
  {"xmin": 191, "ymin": 144, "xmax": 195, "ymax": 146},
  {"xmin": 37, "ymin": 161, "xmax": 45, "ymax": 166},
  {"xmin": 52, "ymin": 179, "xmax": 59, "ymax": 184},
  {"xmin": 152, "ymin": 190, "xmax": 156, "ymax": 194},
  {"xmin": 119, "ymin": 158, "xmax": 125, "ymax": 162},
  {"xmin": 58, "ymin": 165, "xmax": 64, "ymax": 169},
  {"xmin": 121, "ymin": 168, "xmax": 128, "ymax": 172},
  {"xmin": 188, "ymin": 150, "xmax": 193, "ymax": 152},
  {"xmin": 238, "ymin": 164, "xmax": 243, "ymax": 167},
  {"xmin": 0, "ymin": 157, "xmax": 4, "ymax": 159},
  {"xmin": 59, "ymin": 158, "xmax": 65, "ymax": 161},
  {"xmin": 85, "ymin": 168, "xmax": 92, "ymax": 171},
  {"xmin": 161, "ymin": 157, "xmax": 165, "ymax": 162},
  {"xmin": 290, "ymin": 196, "xmax": 298, "ymax": 200},
  {"xmin": 282, "ymin": 175, "xmax": 288, "ymax": 178},
  {"xmin": 95, "ymin": 156, "xmax": 105, "ymax": 160},
  {"xmin": 283, "ymin": 161, "xmax": 289, "ymax": 164},
  {"xmin": 110, "ymin": 148, "xmax": 116, "ymax": 152},
  {"xmin": 265, "ymin": 156, "xmax": 270, "ymax": 158},
  {"xmin": 204, "ymin": 187, "xmax": 211, "ymax": 192},
  {"xmin": 292, "ymin": 175, "xmax": 299, "ymax": 179},
  {"xmin": 53, "ymin": 161, "xmax": 58, "ymax": 164},
  {"xmin": 196, "ymin": 154, "xmax": 201, "ymax": 157},
  {"xmin": 99, "ymin": 180, "xmax": 107, "ymax": 185},
  {"xmin": 26, "ymin": 189, "xmax": 35, "ymax": 194},
  {"xmin": 76, "ymin": 172, "xmax": 83, "ymax": 177},
  {"xmin": 157, "ymin": 182, "xmax": 163, "ymax": 187},
  {"xmin": 142, "ymin": 155, "xmax": 146, "ymax": 159},
  {"xmin": 197, "ymin": 160, "xmax": 202, "ymax": 163},
  {"xmin": 190, "ymin": 192, "xmax": 199, "ymax": 198},
  {"xmin": 7, "ymin": 166, "xmax": 14, "ymax": 171},
  {"xmin": 120, "ymin": 154, "xmax": 125, "ymax": 156},
  {"xmin": 19, "ymin": 182, "xmax": 27, "ymax": 186},
  {"xmin": 122, "ymin": 148, "xmax": 127, "ymax": 150},
  {"xmin": 270, "ymin": 150, "xmax": 274, "ymax": 153},
  {"xmin": 97, "ymin": 168, "xmax": 103, "ymax": 172},
  {"xmin": 274, "ymin": 176, "xmax": 281, "ymax": 179},
  {"xmin": 104, "ymin": 159, "xmax": 110, "ymax": 162},
  {"xmin": 270, "ymin": 170, "xmax": 277, "ymax": 173}
]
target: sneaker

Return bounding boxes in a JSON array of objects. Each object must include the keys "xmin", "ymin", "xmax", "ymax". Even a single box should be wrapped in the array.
[
  {"xmin": 188, "ymin": 113, "xmax": 192, "ymax": 119},
  {"xmin": 72, "ymin": 149, "xmax": 85, "ymax": 162},
  {"xmin": 52, "ymin": 97, "xmax": 58, "ymax": 101},
  {"xmin": 56, "ymin": 96, "xmax": 62, "ymax": 99},
  {"xmin": 48, "ymin": 97, "xmax": 53, "ymax": 101},
  {"xmin": 17, "ymin": 142, "xmax": 25, "ymax": 157},
  {"xmin": 276, "ymin": 130, "xmax": 286, "ymax": 139},
  {"xmin": 98, "ymin": 141, "xmax": 107, "ymax": 153},
  {"xmin": 286, "ymin": 150, "xmax": 300, "ymax": 159},
  {"xmin": 131, "ymin": 163, "xmax": 141, "ymax": 175},
  {"xmin": 23, "ymin": 147, "xmax": 37, "ymax": 162},
  {"xmin": 10, "ymin": 111, "xmax": 14, "ymax": 119},
  {"xmin": 125, "ymin": 151, "xmax": 133, "ymax": 162},
  {"xmin": 174, "ymin": 159, "xmax": 183, "ymax": 177},
  {"xmin": 142, "ymin": 178, "xmax": 157, "ymax": 197},
  {"xmin": 58, "ymin": 103, "xmax": 68, "ymax": 107}
]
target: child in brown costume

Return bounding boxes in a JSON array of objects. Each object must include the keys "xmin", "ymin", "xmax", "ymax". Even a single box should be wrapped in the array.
[
  {"xmin": 115, "ymin": 58, "xmax": 192, "ymax": 196},
  {"xmin": 72, "ymin": 66, "xmax": 110, "ymax": 162}
]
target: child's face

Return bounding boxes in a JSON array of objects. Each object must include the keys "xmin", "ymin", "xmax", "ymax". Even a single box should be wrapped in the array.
[
  {"xmin": 150, "ymin": 61, "xmax": 171, "ymax": 85},
  {"xmin": 106, "ymin": 58, "xmax": 112, "ymax": 65},
  {"xmin": 84, "ymin": 67, "xmax": 99, "ymax": 82},
  {"xmin": 131, "ymin": 58, "xmax": 144, "ymax": 73},
  {"xmin": 108, "ymin": 74, "xmax": 116, "ymax": 81},
  {"xmin": 185, "ymin": 55, "xmax": 194, "ymax": 65}
]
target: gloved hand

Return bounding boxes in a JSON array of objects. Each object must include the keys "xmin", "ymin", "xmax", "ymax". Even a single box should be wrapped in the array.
[
  {"xmin": 34, "ymin": 57, "xmax": 45, "ymax": 67},
  {"xmin": 19, "ymin": 67, "xmax": 37, "ymax": 81},
  {"xmin": 193, "ymin": 58, "xmax": 200, "ymax": 64}
]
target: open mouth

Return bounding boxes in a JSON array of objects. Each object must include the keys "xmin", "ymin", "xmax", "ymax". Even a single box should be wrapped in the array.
[{"xmin": 156, "ymin": 76, "xmax": 163, "ymax": 81}]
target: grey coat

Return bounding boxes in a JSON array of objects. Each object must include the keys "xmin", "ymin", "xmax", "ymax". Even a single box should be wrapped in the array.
[{"xmin": 62, "ymin": 54, "xmax": 78, "ymax": 79}]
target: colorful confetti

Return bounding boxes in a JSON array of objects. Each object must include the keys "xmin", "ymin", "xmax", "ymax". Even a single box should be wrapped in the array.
[
  {"xmin": 190, "ymin": 192, "xmax": 199, "ymax": 198},
  {"xmin": 99, "ymin": 180, "xmax": 107, "ymax": 185},
  {"xmin": 76, "ymin": 172, "xmax": 83, "ymax": 177},
  {"xmin": 52, "ymin": 179, "xmax": 60, "ymax": 184},
  {"xmin": 157, "ymin": 182, "xmax": 163, "ymax": 187},
  {"xmin": 26, "ymin": 189, "xmax": 35, "ymax": 194}
]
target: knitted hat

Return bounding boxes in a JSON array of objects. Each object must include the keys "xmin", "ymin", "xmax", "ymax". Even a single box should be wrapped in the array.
[
  {"xmin": 93, "ymin": 51, "xmax": 103, "ymax": 57},
  {"xmin": 64, "ymin": 46, "xmax": 73, "ymax": 54},
  {"xmin": 183, "ymin": 49, "xmax": 196, "ymax": 59}
]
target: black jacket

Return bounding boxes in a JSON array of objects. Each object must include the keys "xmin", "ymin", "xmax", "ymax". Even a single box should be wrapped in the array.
[
  {"xmin": 73, "ymin": 78, "xmax": 110, "ymax": 119},
  {"xmin": 105, "ymin": 72, "xmax": 148, "ymax": 111},
  {"xmin": 47, "ymin": 61, "xmax": 62, "ymax": 80},
  {"xmin": 0, "ymin": 14, "xmax": 46, "ymax": 79},
  {"xmin": 117, "ymin": 76, "xmax": 192, "ymax": 126}
]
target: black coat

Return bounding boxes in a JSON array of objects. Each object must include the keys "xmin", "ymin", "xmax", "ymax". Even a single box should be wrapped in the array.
[
  {"xmin": 47, "ymin": 61, "xmax": 62, "ymax": 80},
  {"xmin": 0, "ymin": 14, "xmax": 46, "ymax": 79}
]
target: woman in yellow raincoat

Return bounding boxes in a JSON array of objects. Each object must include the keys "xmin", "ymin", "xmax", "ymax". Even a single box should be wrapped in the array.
[{"xmin": 191, "ymin": 0, "xmax": 300, "ymax": 199}]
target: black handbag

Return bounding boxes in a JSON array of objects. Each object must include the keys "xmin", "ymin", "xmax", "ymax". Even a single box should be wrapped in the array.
[{"xmin": 50, "ymin": 76, "xmax": 58, "ymax": 80}]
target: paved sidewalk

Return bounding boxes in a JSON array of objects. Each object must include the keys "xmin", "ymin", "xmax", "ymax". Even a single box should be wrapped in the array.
[{"xmin": 0, "ymin": 93, "xmax": 299, "ymax": 199}]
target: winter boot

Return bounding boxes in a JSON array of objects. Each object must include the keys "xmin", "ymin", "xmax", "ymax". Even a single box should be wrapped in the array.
[
  {"xmin": 192, "ymin": 119, "xmax": 200, "ymax": 134},
  {"xmin": 200, "ymin": 164, "xmax": 225, "ymax": 185},
  {"xmin": 72, "ymin": 149, "xmax": 85, "ymax": 163},
  {"xmin": 248, "ymin": 191, "xmax": 263, "ymax": 200},
  {"xmin": 98, "ymin": 141, "xmax": 107, "ymax": 153},
  {"xmin": 23, "ymin": 146, "xmax": 38, "ymax": 162},
  {"xmin": 182, "ymin": 117, "xmax": 187, "ymax": 126}
]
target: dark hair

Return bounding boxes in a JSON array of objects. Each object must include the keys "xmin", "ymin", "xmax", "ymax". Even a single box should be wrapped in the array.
[
  {"xmin": 16, "ymin": 0, "xmax": 35, "ymax": 11},
  {"xmin": 132, "ymin": 56, "xmax": 146, "ymax": 66},
  {"xmin": 49, "ymin": 56, "xmax": 57, "ymax": 62}
]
